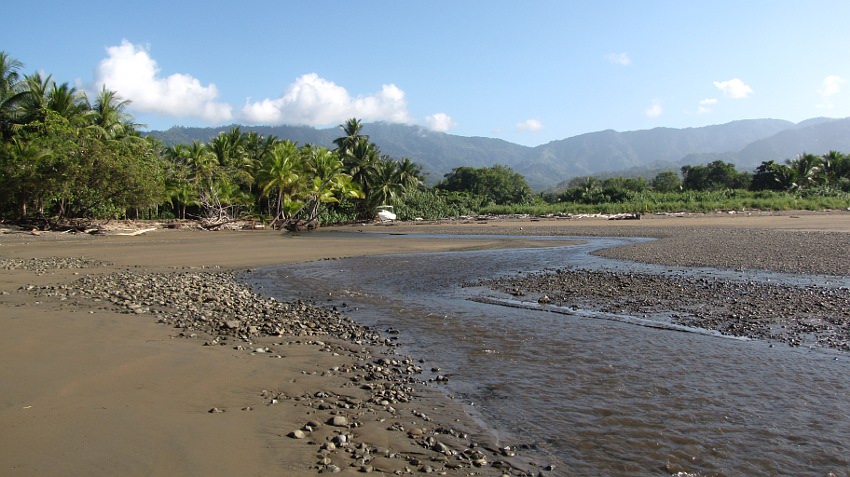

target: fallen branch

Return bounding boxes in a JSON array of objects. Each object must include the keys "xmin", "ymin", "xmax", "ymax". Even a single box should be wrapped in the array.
[
  {"xmin": 89, "ymin": 227, "xmax": 157, "ymax": 236},
  {"xmin": 113, "ymin": 227, "xmax": 157, "ymax": 236},
  {"xmin": 200, "ymin": 218, "xmax": 241, "ymax": 230}
]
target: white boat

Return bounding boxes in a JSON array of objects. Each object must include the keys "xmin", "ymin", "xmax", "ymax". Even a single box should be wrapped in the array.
[{"xmin": 375, "ymin": 205, "xmax": 397, "ymax": 222}]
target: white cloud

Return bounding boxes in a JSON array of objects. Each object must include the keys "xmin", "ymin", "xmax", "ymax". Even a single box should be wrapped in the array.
[
  {"xmin": 645, "ymin": 99, "xmax": 663, "ymax": 118},
  {"xmin": 819, "ymin": 75, "xmax": 845, "ymax": 97},
  {"xmin": 94, "ymin": 40, "xmax": 233, "ymax": 123},
  {"xmin": 817, "ymin": 75, "xmax": 845, "ymax": 110},
  {"xmin": 713, "ymin": 78, "xmax": 753, "ymax": 99},
  {"xmin": 241, "ymin": 73, "xmax": 414, "ymax": 126},
  {"xmin": 697, "ymin": 97, "xmax": 718, "ymax": 114},
  {"xmin": 607, "ymin": 52, "xmax": 631, "ymax": 66},
  {"xmin": 426, "ymin": 113, "xmax": 457, "ymax": 132},
  {"xmin": 516, "ymin": 118, "xmax": 543, "ymax": 132}
]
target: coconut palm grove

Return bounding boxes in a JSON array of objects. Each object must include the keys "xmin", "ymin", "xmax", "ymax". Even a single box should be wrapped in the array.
[{"xmin": 2, "ymin": 51, "xmax": 849, "ymax": 228}]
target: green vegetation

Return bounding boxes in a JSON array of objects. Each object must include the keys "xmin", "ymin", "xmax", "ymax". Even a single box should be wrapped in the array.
[
  {"xmin": 437, "ymin": 164, "xmax": 534, "ymax": 206},
  {"xmin": 528, "ymin": 155, "xmax": 850, "ymax": 216},
  {"xmin": 2, "ymin": 49, "xmax": 849, "ymax": 227},
  {"xmin": 0, "ymin": 52, "xmax": 424, "ymax": 228}
]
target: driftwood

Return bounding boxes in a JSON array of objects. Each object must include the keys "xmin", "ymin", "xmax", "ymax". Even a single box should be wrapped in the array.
[
  {"xmin": 284, "ymin": 219, "xmax": 319, "ymax": 232},
  {"xmin": 88, "ymin": 227, "xmax": 157, "ymax": 236},
  {"xmin": 607, "ymin": 213, "xmax": 642, "ymax": 221},
  {"xmin": 200, "ymin": 218, "xmax": 242, "ymax": 230},
  {"xmin": 111, "ymin": 227, "xmax": 157, "ymax": 236}
]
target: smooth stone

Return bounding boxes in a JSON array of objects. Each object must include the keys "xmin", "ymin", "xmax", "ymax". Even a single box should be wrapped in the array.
[{"xmin": 329, "ymin": 415, "xmax": 348, "ymax": 427}]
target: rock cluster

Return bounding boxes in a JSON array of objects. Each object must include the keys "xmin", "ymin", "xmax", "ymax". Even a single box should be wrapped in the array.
[
  {"xmin": 32, "ymin": 270, "xmax": 394, "ymax": 346},
  {"xmin": 27, "ymin": 267, "xmax": 542, "ymax": 475},
  {"xmin": 480, "ymin": 268, "xmax": 850, "ymax": 351},
  {"xmin": 592, "ymin": 228, "xmax": 850, "ymax": 277},
  {"xmin": 0, "ymin": 256, "xmax": 111, "ymax": 274},
  {"xmin": 414, "ymin": 223, "xmax": 850, "ymax": 277}
]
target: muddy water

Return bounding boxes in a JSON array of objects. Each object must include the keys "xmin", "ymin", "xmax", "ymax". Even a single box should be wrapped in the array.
[{"xmin": 249, "ymin": 235, "xmax": 850, "ymax": 476}]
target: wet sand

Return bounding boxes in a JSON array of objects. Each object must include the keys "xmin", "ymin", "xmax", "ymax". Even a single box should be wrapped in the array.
[{"xmin": 1, "ymin": 210, "xmax": 849, "ymax": 476}]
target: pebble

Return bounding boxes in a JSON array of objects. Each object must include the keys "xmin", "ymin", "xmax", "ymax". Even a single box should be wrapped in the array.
[
  {"xmin": 28, "ymin": 269, "xmax": 393, "ymax": 349},
  {"xmin": 18, "ymin": 259, "xmax": 543, "ymax": 477},
  {"xmin": 481, "ymin": 267, "xmax": 850, "ymax": 351},
  {"xmin": 329, "ymin": 415, "xmax": 348, "ymax": 427},
  {"xmin": 0, "ymin": 256, "xmax": 111, "ymax": 274}
]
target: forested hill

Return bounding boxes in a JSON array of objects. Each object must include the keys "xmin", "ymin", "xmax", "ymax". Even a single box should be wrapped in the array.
[{"xmin": 146, "ymin": 117, "xmax": 850, "ymax": 190}]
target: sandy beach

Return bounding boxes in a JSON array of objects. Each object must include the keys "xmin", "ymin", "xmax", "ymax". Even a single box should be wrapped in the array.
[{"xmin": 2, "ymin": 210, "xmax": 849, "ymax": 476}]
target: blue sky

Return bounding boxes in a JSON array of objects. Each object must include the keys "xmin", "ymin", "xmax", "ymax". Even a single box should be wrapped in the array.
[{"xmin": 3, "ymin": 0, "xmax": 849, "ymax": 146}]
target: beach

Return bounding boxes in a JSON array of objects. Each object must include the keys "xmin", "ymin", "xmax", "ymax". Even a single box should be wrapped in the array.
[{"xmin": 1, "ymin": 210, "xmax": 849, "ymax": 476}]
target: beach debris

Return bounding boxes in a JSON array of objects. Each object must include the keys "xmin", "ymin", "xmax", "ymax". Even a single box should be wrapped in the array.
[
  {"xmin": 98, "ymin": 227, "xmax": 157, "ymax": 236},
  {"xmin": 607, "ymin": 213, "xmax": 641, "ymax": 220}
]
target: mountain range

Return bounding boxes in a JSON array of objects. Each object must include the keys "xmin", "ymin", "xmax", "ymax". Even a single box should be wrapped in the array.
[{"xmin": 147, "ymin": 116, "xmax": 850, "ymax": 190}]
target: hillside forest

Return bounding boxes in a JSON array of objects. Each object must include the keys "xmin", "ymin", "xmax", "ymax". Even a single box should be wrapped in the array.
[{"xmin": 2, "ymin": 51, "xmax": 850, "ymax": 228}]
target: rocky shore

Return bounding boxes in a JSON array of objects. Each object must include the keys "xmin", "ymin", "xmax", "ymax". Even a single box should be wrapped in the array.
[
  {"xmin": 476, "ymin": 268, "xmax": 850, "ymax": 351},
  {"xmin": 15, "ymin": 259, "xmax": 542, "ymax": 476},
  {"xmin": 589, "ymin": 227, "xmax": 850, "ymax": 276}
]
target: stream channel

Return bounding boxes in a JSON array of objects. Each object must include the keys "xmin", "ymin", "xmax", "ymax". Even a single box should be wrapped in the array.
[{"xmin": 247, "ymin": 233, "xmax": 850, "ymax": 476}]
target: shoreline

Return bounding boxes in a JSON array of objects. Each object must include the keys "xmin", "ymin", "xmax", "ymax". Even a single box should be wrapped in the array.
[
  {"xmin": 1, "ymin": 228, "xmax": 558, "ymax": 476},
  {"xmin": 2, "ymin": 211, "xmax": 849, "ymax": 475}
]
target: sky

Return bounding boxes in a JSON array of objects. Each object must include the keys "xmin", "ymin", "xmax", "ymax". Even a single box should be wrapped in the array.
[{"xmin": 3, "ymin": 0, "xmax": 850, "ymax": 146}]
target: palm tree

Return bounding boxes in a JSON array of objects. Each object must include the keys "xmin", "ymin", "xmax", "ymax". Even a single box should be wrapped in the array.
[
  {"xmin": 89, "ymin": 87, "xmax": 139, "ymax": 139},
  {"xmin": 1, "ymin": 137, "xmax": 52, "ymax": 217},
  {"xmin": 820, "ymin": 150, "xmax": 846, "ymax": 187},
  {"xmin": 788, "ymin": 153, "xmax": 821, "ymax": 189},
  {"xmin": 19, "ymin": 72, "xmax": 52, "ymax": 124},
  {"xmin": 289, "ymin": 146, "xmax": 363, "ymax": 228},
  {"xmin": 243, "ymin": 131, "xmax": 278, "ymax": 201},
  {"xmin": 333, "ymin": 117, "xmax": 368, "ymax": 158},
  {"xmin": 163, "ymin": 144, "xmax": 196, "ymax": 219},
  {"xmin": 259, "ymin": 139, "xmax": 302, "ymax": 223},
  {"xmin": 396, "ymin": 157, "xmax": 424, "ymax": 191},
  {"xmin": 0, "ymin": 51, "xmax": 29, "ymax": 140},
  {"xmin": 210, "ymin": 127, "xmax": 257, "ymax": 188},
  {"xmin": 367, "ymin": 160, "xmax": 404, "ymax": 208},
  {"xmin": 343, "ymin": 139, "xmax": 379, "ymax": 185},
  {"xmin": 46, "ymin": 82, "xmax": 89, "ymax": 127}
]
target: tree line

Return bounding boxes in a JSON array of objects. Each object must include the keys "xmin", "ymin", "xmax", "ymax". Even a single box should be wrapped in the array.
[
  {"xmin": 541, "ymin": 153, "xmax": 850, "ymax": 206},
  {"xmin": 0, "ymin": 51, "xmax": 430, "ymax": 227},
  {"xmin": 3, "ymin": 49, "xmax": 849, "ymax": 225}
]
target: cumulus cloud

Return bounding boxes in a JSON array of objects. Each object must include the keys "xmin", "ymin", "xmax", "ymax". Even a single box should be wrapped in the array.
[
  {"xmin": 819, "ymin": 75, "xmax": 845, "ymax": 97},
  {"xmin": 94, "ymin": 40, "xmax": 233, "ymax": 123},
  {"xmin": 607, "ymin": 52, "xmax": 631, "ymax": 66},
  {"xmin": 698, "ymin": 98, "xmax": 718, "ymax": 114},
  {"xmin": 426, "ymin": 113, "xmax": 457, "ymax": 132},
  {"xmin": 645, "ymin": 99, "xmax": 663, "ymax": 118},
  {"xmin": 817, "ymin": 75, "xmax": 846, "ymax": 109},
  {"xmin": 516, "ymin": 118, "xmax": 543, "ymax": 132},
  {"xmin": 713, "ymin": 78, "xmax": 753, "ymax": 99},
  {"xmin": 241, "ymin": 73, "xmax": 414, "ymax": 126}
]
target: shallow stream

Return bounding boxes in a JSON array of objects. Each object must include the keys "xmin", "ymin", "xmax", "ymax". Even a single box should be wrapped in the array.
[{"xmin": 248, "ymin": 234, "xmax": 850, "ymax": 476}]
